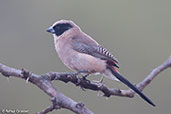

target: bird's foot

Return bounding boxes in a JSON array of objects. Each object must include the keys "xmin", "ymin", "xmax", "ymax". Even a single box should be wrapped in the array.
[
  {"xmin": 82, "ymin": 73, "xmax": 89, "ymax": 79},
  {"xmin": 75, "ymin": 76, "xmax": 89, "ymax": 91},
  {"xmin": 92, "ymin": 76, "xmax": 104, "ymax": 86},
  {"xmin": 75, "ymin": 70, "xmax": 89, "ymax": 85},
  {"xmin": 76, "ymin": 70, "xmax": 90, "ymax": 80},
  {"xmin": 92, "ymin": 76, "xmax": 105, "ymax": 96},
  {"xmin": 75, "ymin": 72, "xmax": 91, "ymax": 91}
]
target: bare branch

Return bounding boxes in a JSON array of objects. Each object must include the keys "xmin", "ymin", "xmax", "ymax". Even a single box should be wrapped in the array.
[
  {"xmin": 0, "ymin": 56, "xmax": 170, "ymax": 113},
  {"xmin": 0, "ymin": 64, "xmax": 94, "ymax": 114},
  {"xmin": 137, "ymin": 56, "xmax": 171, "ymax": 91},
  {"xmin": 41, "ymin": 72, "xmax": 134, "ymax": 97},
  {"xmin": 41, "ymin": 56, "xmax": 171, "ymax": 98}
]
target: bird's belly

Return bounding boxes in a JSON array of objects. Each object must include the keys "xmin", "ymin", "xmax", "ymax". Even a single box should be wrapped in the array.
[{"xmin": 68, "ymin": 53, "xmax": 106, "ymax": 73}]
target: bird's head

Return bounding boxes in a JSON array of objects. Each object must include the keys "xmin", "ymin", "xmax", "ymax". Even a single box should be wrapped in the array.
[{"xmin": 46, "ymin": 20, "xmax": 79, "ymax": 37}]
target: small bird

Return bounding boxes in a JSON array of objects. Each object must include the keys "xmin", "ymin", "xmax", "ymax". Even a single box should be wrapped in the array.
[{"xmin": 46, "ymin": 20, "xmax": 155, "ymax": 106}]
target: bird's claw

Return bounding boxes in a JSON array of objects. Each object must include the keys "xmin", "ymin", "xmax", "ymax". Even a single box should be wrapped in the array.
[
  {"xmin": 75, "ymin": 77, "xmax": 86, "ymax": 91},
  {"xmin": 75, "ymin": 70, "xmax": 90, "ymax": 81},
  {"xmin": 92, "ymin": 76, "xmax": 104, "ymax": 87},
  {"xmin": 82, "ymin": 74, "xmax": 89, "ymax": 79},
  {"xmin": 75, "ymin": 74, "xmax": 91, "ymax": 91},
  {"xmin": 76, "ymin": 70, "xmax": 90, "ymax": 78}
]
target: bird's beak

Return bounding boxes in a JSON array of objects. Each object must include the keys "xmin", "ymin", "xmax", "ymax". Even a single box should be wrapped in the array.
[{"xmin": 46, "ymin": 27, "xmax": 55, "ymax": 34}]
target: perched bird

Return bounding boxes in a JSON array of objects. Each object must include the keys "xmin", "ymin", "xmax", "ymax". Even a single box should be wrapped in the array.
[{"xmin": 46, "ymin": 20, "xmax": 155, "ymax": 106}]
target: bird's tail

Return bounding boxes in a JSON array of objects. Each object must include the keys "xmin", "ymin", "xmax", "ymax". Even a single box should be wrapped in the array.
[{"xmin": 107, "ymin": 66, "xmax": 156, "ymax": 107}]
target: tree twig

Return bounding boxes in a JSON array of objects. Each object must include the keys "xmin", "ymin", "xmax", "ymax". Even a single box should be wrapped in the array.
[
  {"xmin": 0, "ymin": 56, "xmax": 170, "ymax": 113},
  {"xmin": 0, "ymin": 64, "xmax": 94, "ymax": 114}
]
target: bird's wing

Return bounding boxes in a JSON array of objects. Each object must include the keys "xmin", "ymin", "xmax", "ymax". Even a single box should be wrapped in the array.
[{"xmin": 71, "ymin": 36, "xmax": 119, "ymax": 68}]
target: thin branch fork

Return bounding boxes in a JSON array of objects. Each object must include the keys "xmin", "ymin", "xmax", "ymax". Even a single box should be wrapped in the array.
[{"xmin": 0, "ymin": 56, "xmax": 171, "ymax": 114}]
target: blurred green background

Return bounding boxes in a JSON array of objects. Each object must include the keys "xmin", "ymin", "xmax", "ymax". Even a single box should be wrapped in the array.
[{"xmin": 0, "ymin": 0, "xmax": 171, "ymax": 114}]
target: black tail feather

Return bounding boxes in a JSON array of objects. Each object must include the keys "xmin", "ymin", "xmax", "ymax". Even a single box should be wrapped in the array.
[{"xmin": 108, "ymin": 67, "xmax": 156, "ymax": 107}]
